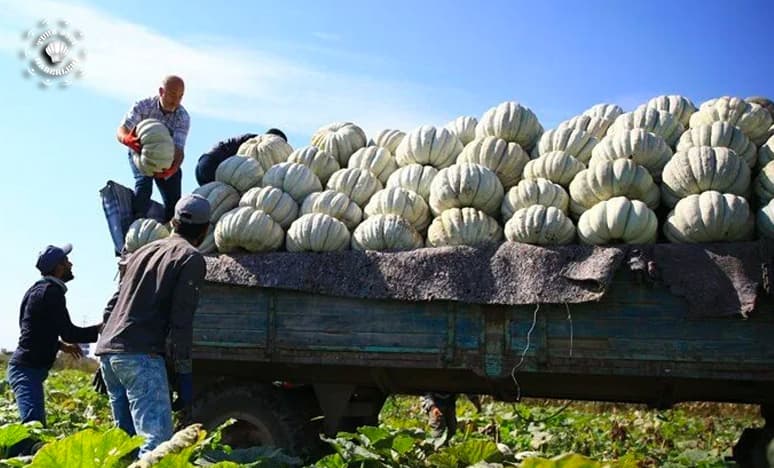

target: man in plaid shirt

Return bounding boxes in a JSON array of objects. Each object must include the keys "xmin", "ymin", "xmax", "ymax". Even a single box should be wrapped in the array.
[{"xmin": 117, "ymin": 75, "xmax": 190, "ymax": 222}]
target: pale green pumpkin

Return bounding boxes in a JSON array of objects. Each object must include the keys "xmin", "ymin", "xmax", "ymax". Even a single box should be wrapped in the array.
[
  {"xmin": 395, "ymin": 125, "xmax": 463, "ymax": 169},
  {"xmin": 132, "ymin": 119, "xmax": 174, "ymax": 176},
  {"xmin": 504, "ymin": 205, "xmax": 575, "ymax": 245},
  {"xmin": 522, "ymin": 151, "xmax": 585, "ymax": 187},
  {"xmin": 286, "ymin": 146, "xmax": 340, "ymax": 185},
  {"xmin": 193, "ymin": 181, "xmax": 241, "ymax": 224},
  {"xmin": 310, "ymin": 122, "xmax": 368, "ymax": 167},
  {"xmin": 236, "ymin": 134, "xmax": 293, "ymax": 172},
  {"xmin": 589, "ymin": 129, "xmax": 672, "ymax": 179},
  {"xmin": 444, "ymin": 116, "xmax": 478, "ymax": 146},
  {"xmin": 239, "ymin": 186, "xmax": 298, "ymax": 229},
  {"xmin": 531, "ymin": 127, "xmax": 598, "ymax": 164},
  {"xmin": 426, "ymin": 207, "xmax": 503, "ymax": 247},
  {"xmin": 663, "ymin": 191, "xmax": 754, "ymax": 243},
  {"xmin": 124, "ymin": 218, "xmax": 170, "ymax": 253},
  {"xmin": 456, "ymin": 136, "xmax": 529, "ymax": 189},
  {"xmin": 429, "ymin": 163, "xmax": 504, "ymax": 217},
  {"xmin": 215, "ymin": 155, "xmax": 264, "ymax": 193},
  {"xmin": 351, "ymin": 214, "xmax": 423, "ymax": 252},
  {"xmin": 262, "ymin": 162, "xmax": 322, "ymax": 204},
  {"xmin": 557, "ymin": 114, "xmax": 614, "ymax": 140},
  {"xmin": 501, "ymin": 178, "xmax": 569, "ymax": 220},
  {"xmin": 661, "ymin": 147, "xmax": 751, "ymax": 207},
  {"xmin": 577, "ymin": 197, "xmax": 658, "ymax": 245},
  {"xmin": 326, "ymin": 167, "xmax": 383, "ymax": 208},
  {"xmin": 371, "ymin": 129, "xmax": 406, "ymax": 155},
  {"xmin": 754, "ymin": 161, "xmax": 774, "ymax": 204},
  {"xmin": 286, "ymin": 213, "xmax": 351, "ymax": 252},
  {"xmin": 569, "ymin": 159, "xmax": 660, "ymax": 217},
  {"xmin": 582, "ymin": 103, "xmax": 624, "ymax": 121},
  {"xmin": 676, "ymin": 121, "xmax": 757, "ymax": 168},
  {"xmin": 757, "ymin": 199, "xmax": 774, "ymax": 239},
  {"xmin": 214, "ymin": 206, "xmax": 284, "ymax": 253},
  {"xmin": 645, "ymin": 95, "xmax": 697, "ymax": 128},
  {"xmin": 348, "ymin": 146, "xmax": 398, "ymax": 185},
  {"xmin": 364, "ymin": 187, "xmax": 430, "ymax": 232},
  {"xmin": 300, "ymin": 190, "xmax": 362, "ymax": 230},
  {"xmin": 690, "ymin": 96, "xmax": 773, "ymax": 145},
  {"xmin": 758, "ymin": 134, "xmax": 774, "ymax": 167},
  {"xmin": 607, "ymin": 106, "xmax": 684, "ymax": 147},
  {"xmin": 475, "ymin": 101, "xmax": 543, "ymax": 151},
  {"xmin": 385, "ymin": 164, "xmax": 438, "ymax": 201}
]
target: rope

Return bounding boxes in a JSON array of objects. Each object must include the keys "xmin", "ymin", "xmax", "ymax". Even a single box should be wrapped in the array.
[{"xmin": 511, "ymin": 304, "xmax": 540, "ymax": 402}]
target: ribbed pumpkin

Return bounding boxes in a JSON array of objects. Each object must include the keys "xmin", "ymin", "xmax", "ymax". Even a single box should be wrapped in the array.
[
  {"xmin": 444, "ymin": 116, "xmax": 478, "ymax": 146},
  {"xmin": 746, "ymin": 96, "xmax": 774, "ymax": 118},
  {"xmin": 589, "ymin": 129, "xmax": 672, "ymax": 179},
  {"xmin": 214, "ymin": 206, "xmax": 284, "ymax": 253},
  {"xmin": 326, "ymin": 167, "xmax": 383, "ymax": 207},
  {"xmin": 577, "ymin": 197, "xmax": 658, "ymax": 245},
  {"xmin": 475, "ymin": 101, "xmax": 543, "ymax": 150},
  {"xmin": 569, "ymin": 159, "xmax": 660, "ymax": 217},
  {"xmin": 582, "ymin": 103, "xmax": 624, "ymax": 121},
  {"xmin": 758, "ymin": 134, "xmax": 774, "ymax": 167},
  {"xmin": 364, "ymin": 187, "xmax": 431, "ymax": 232},
  {"xmin": 348, "ymin": 146, "xmax": 398, "ymax": 185},
  {"xmin": 372, "ymin": 129, "xmax": 406, "ymax": 155},
  {"xmin": 661, "ymin": 147, "xmax": 751, "ymax": 208},
  {"xmin": 501, "ymin": 178, "xmax": 569, "ymax": 220},
  {"xmin": 124, "ymin": 218, "xmax": 170, "ymax": 253},
  {"xmin": 754, "ymin": 161, "xmax": 774, "ymax": 203},
  {"xmin": 286, "ymin": 213, "xmax": 351, "ymax": 252},
  {"xmin": 215, "ymin": 155, "xmax": 264, "ymax": 193},
  {"xmin": 193, "ymin": 181, "xmax": 240, "ymax": 223},
  {"xmin": 351, "ymin": 214, "xmax": 423, "ymax": 252},
  {"xmin": 300, "ymin": 190, "xmax": 362, "ymax": 230},
  {"xmin": 395, "ymin": 125, "xmax": 463, "ymax": 169},
  {"xmin": 426, "ymin": 207, "xmax": 503, "ymax": 247},
  {"xmin": 239, "ymin": 186, "xmax": 298, "ymax": 229},
  {"xmin": 287, "ymin": 146, "xmax": 340, "ymax": 185},
  {"xmin": 531, "ymin": 127, "xmax": 598, "ymax": 163},
  {"xmin": 663, "ymin": 191, "xmax": 754, "ymax": 243},
  {"xmin": 132, "ymin": 119, "xmax": 174, "ymax": 176},
  {"xmin": 607, "ymin": 106, "xmax": 684, "ymax": 147},
  {"xmin": 385, "ymin": 164, "xmax": 438, "ymax": 201},
  {"xmin": 557, "ymin": 114, "xmax": 614, "ymax": 140},
  {"xmin": 262, "ymin": 162, "xmax": 322, "ymax": 204},
  {"xmin": 456, "ymin": 136, "xmax": 529, "ymax": 189},
  {"xmin": 676, "ymin": 122, "xmax": 757, "ymax": 168},
  {"xmin": 757, "ymin": 199, "xmax": 774, "ymax": 239},
  {"xmin": 198, "ymin": 226, "xmax": 216, "ymax": 254},
  {"xmin": 236, "ymin": 134, "xmax": 293, "ymax": 172},
  {"xmin": 690, "ymin": 96, "xmax": 773, "ymax": 145},
  {"xmin": 504, "ymin": 205, "xmax": 575, "ymax": 245},
  {"xmin": 310, "ymin": 122, "xmax": 368, "ymax": 166},
  {"xmin": 522, "ymin": 151, "xmax": 585, "ymax": 187},
  {"xmin": 645, "ymin": 95, "xmax": 697, "ymax": 128},
  {"xmin": 429, "ymin": 163, "xmax": 504, "ymax": 217}
]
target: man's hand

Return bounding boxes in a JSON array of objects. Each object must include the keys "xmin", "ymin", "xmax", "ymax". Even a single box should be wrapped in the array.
[
  {"xmin": 121, "ymin": 129, "xmax": 142, "ymax": 153},
  {"xmin": 59, "ymin": 341, "xmax": 83, "ymax": 359},
  {"xmin": 154, "ymin": 148, "xmax": 183, "ymax": 179}
]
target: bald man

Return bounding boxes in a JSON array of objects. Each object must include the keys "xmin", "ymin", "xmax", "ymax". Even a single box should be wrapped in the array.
[{"xmin": 117, "ymin": 76, "xmax": 190, "ymax": 223}]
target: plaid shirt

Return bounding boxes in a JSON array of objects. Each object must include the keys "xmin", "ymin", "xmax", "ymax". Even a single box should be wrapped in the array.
[{"xmin": 121, "ymin": 96, "xmax": 190, "ymax": 149}]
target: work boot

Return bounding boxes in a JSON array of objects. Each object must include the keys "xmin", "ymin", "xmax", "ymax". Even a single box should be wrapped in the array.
[{"xmin": 428, "ymin": 406, "xmax": 445, "ymax": 438}]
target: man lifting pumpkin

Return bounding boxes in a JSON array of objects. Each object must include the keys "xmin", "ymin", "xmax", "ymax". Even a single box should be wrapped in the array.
[{"xmin": 117, "ymin": 75, "xmax": 190, "ymax": 223}]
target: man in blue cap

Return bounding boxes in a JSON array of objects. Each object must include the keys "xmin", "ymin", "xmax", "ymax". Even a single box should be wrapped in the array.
[
  {"xmin": 96, "ymin": 194, "xmax": 211, "ymax": 456},
  {"xmin": 7, "ymin": 244, "xmax": 102, "ymax": 428}
]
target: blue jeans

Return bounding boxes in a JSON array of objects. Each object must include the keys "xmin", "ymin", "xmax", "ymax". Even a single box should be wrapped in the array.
[
  {"xmin": 99, "ymin": 354, "xmax": 173, "ymax": 456},
  {"xmin": 6, "ymin": 363, "xmax": 49, "ymax": 425},
  {"xmin": 128, "ymin": 152, "xmax": 182, "ymax": 223}
]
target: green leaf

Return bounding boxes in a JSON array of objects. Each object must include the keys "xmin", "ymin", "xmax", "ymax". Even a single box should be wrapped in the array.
[
  {"xmin": 426, "ymin": 450, "xmax": 459, "ymax": 467},
  {"xmin": 520, "ymin": 453, "xmax": 601, "ymax": 468},
  {"xmin": 356, "ymin": 427, "xmax": 391, "ymax": 446},
  {"xmin": 0, "ymin": 424, "xmax": 31, "ymax": 457},
  {"xmin": 148, "ymin": 446, "xmax": 198, "ymax": 468},
  {"xmin": 450, "ymin": 439, "xmax": 503, "ymax": 465},
  {"xmin": 312, "ymin": 453, "xmax": 346, "ymax": 468},
  {"xmin": 29, "ymin": 428, "xmax": 143, "ymax": 468},
  {"xmin": 391, "ymin": 433, "xmax": 415, "ymax": 455},
  {"xmin": 199, "ymin": 446, "xmax": 302, "ymax": 467}
]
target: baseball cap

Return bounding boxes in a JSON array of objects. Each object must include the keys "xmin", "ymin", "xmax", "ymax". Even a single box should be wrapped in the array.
[
  {"xmin": 174, "ymin": 194, "xmax": 211, "ymax": 224},
  {"xmin": 36, "ymin": 243, "xmax": 72, "ymax": 274}
]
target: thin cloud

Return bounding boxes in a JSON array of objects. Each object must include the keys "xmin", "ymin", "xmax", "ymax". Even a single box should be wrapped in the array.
[{"xmin": 311, "ymin": 31, "xmax": 341, "ymax": 42}]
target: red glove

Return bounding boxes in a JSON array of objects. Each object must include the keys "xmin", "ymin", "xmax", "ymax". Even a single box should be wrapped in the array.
[
  {"xmin": 122, "ymin": 130, "xmax": 142, "ymax": 153},
  {"xmin": 154, "ymin": 158, "xmax": 181, "ymax": 180}
]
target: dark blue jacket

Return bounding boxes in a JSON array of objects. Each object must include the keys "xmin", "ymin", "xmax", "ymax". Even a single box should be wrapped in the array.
[
  {"xmin": 10, "ymin": 278, "xmax": 100, "ymax": 369},
  {"xmin": 195, "ymin": 133, "xmax": 257, "ymax": 186}
]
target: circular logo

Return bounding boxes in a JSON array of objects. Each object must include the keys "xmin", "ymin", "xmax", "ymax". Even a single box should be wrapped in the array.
[{"xmin": 20, "ymin": 19, "xmax": 86, "ymax": 88}]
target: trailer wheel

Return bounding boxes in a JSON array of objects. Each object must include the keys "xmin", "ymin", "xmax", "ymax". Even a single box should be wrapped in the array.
[{"xmin": 191, "ymin": 383, "xmax": 324, "ymax": 458}]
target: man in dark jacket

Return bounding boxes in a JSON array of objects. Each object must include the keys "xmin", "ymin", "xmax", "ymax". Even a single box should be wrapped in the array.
[
  {"xmin": 194, "ymin": 128, "xmax": 288, "ymax": 186},
  {"xmin": 96, "ymin": 194, "xmax": 210, "ymax": 456},
  {"xmin": 7, "ymin": 244, "xmax": 102, "ymax": 426}
]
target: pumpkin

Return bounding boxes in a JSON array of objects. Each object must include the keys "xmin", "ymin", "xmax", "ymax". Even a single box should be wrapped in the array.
[
  {"xmin": 371, "ymin": 129, "xmax": 406, "ymax": 154},
  {"xmin": 124, "ymin": 218, "xmax": 169, "ymax": 253},
  {"xmin": 531, "ymin": 127, "xmax": 598, "ymax": 163},
  {"xmin": 132, "ymin": 119, "xmax": 174, "ymax": 176},
  {"xmin": 577, "ymin": 197, "xmax": 658, "ymax": 245},
  {"xmin": 522, "ymin": 151, "xmax": 585, "ymax": 187},
  {"xmin": 661, "ymin": 147, "xmax": 751, "ymax": 207},
  {"xmin": 758, "ymin": 134, "xmax": 774, "ymax": 167},
  {"xmin": 645, "ymin": 95, "xmax": 697, "ymax": 128},
  {"xmin": 364, "ymin": 187, "xmax": 431, "ymax": 232},
  {"xmin": 287, "ymin": 146, "xmax": 340, "ymax": 185},
  {"xmin": 475, "ymin": 101, "xmax": 543, "ymax": 150},
  {"xmin": 444, "ymin": 116, "xmax": 478, "ymax": 146},
  {"xmin": 675, "ymin": 121, "xmax": 757, "ymax": 168},
  {"xmin": 214, "ymin": 155, "xmax": 264, "ymax": 193},
  {"xmin": 193, "ymin": 181, "xmax": 240, "ymax": 223},
  {"xmin": 501, "ymin": 178, "xmax": 569, "ymax": 220},
  {"xmin": 754, "ymin": 161, "xmax": 774, "ymax": 203},
  {"xmin": 690, "ymin": 96, "xmax": 773, "ymax": 145},
  {"xmin": 262, "ymin": 162, "xmax": 322, "ymax": 204},
  {"xmin": 300, "ymin": 190, "xmax": 362, "ymax": 230},
  {"xmin": 348, "ymin": 146, "xmax": 398, "ymax": 184},
  {"xmin": 214, "ymin": 206, "xmax": 284, "ymax": 253},
  {"xmin": 351, "ymin": 214, "xmax": 423, "ymax": 252},
  {"xmin": 746, "ymin": 96, "xmax": 774, "ymax": 118},
  {"xmin": 426, "ymin": 207, "xmax": 503, "ymax": 247},
  {"xmin": 198, "ymin": 227, "xmax": 216, "ymax": 254},
  {"xmin": 311, "ymin": 122, "xmax": 368, "ymax": 166},
  {"xmin": 456, "ymin": 136, "xmax": 529, "ymax": 189},
  {"xmin": 395, "ymin": 125, "xmax": 462, "ymax": 169},
  {"xmin": 589, "ymin": 129, "xmax": 672, "ymax": 179},
  {"xmin": 504, "ymin": 205, "xmax": 575, "ymax": 245},
  {"xmin": 663, "ymin": 191, "xmax": 754, "ymax": 243},
  {"xmin": 429, "ymin": 163, "xmax": 504, "ymax": 217},
  {"xmin": 607, "ymin": 106, "xmax": 684, "ymax": 147},
  {"xmin": 236, "ymin": 134, "xmax": 293, "ymax": 172},
  {"xmin": 557, "ymin": 114, "xmax": 614, "ymax": 140},
  {"xmin": 582, "ymin": 103, "xmax": 624, "ymax": 121},
  {"xmin": 569, "ymin": 159, "xmax": 660, "ymax": 217},
  {"xmin": 239, "ymin": 186, "xmax": 298, "ymax": 229},
  {"xmin": 757, "ymin": 199, "xmax": 774, "ymax": 239},
  {"xmin": 326, "ymin": 167, "xmax": 383, "ymax": 207},
  {"xmin": 286, "ymin": 213, "xmax": 351, "ymax": 252},
  {"xmin": 385, "ymin": 164, "xmax": 438, "ymax": 201}
]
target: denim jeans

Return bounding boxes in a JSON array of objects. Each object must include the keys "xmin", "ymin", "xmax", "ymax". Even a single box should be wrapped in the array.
[
  {"xmin": 99, "ymin": 353, "xmax": 173, "ymax": 456},
  {"xmin": 6, "ymin": 363, "xmax": 49, "ymax": 425},
  {"xmin": 127, "ymin": 152, "xmax": 182, "ymax": 223}
]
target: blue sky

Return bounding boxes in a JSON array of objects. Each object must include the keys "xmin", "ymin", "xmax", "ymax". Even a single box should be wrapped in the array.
[{"xmin": 0, "ymin": 0, "xmax": 772, "ymax": 350}]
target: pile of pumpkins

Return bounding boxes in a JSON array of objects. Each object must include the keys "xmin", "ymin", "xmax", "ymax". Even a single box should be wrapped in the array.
[{"xmin": 124, "ymin": 94, "xmax": 774, "ymax": 254}]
